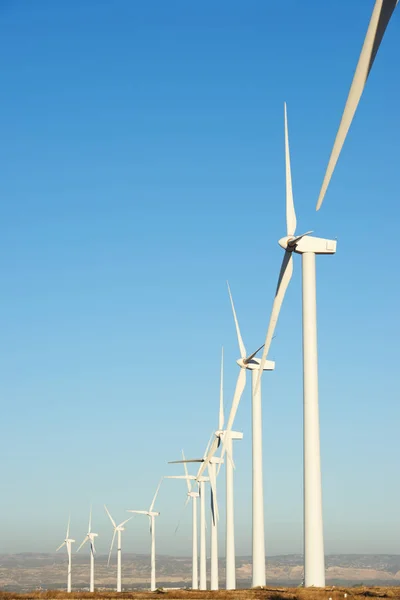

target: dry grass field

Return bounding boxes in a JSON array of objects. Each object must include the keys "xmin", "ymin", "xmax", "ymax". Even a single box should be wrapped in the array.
[{"xmin": 1, "ymin": 587, "xmax": 400, "ymax": 600}]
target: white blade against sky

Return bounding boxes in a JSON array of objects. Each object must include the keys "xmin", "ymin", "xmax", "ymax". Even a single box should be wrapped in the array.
[
  {"xmin": 316, "ymin": 0, "xmax": 398, "ymax": 210},
  {"xmin": 218, "ymin": 347, "xmax": 224, "ymax": 431},
  {"xmin": 128, "ymin": 510, "xmax": 150, "ymax": 515},
  {"xmin": 256, "ymin": 102, "xmax": 296, "ymax": 389},
  {"xmin": 108, "ymin": 529, "xmax": 117, "ymax": 567},
  {"xmin": 227, "ymin": 283, "xmax": 246, "ymax": 359},
  {"xmin": 149, "ymin": 478, "xmax": 163, "ymax": 512},
  {"xmin": 104, "ymin": 505, "xmax": 117, "ymax": 529},
  {"xmin": 182, "ymin": 450, "xmax": 192, "ymax": 493},
  {"xmin": 77, "ymin": 535, "xmax": 89, "ymax": 553}
]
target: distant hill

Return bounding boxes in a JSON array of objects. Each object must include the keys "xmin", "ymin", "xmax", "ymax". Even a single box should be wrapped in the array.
[{"xmin": 1, "ymin": 553, "xmax": 400, "ymax": 592}]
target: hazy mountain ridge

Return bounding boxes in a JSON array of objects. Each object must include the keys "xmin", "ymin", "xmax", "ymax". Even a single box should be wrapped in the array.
[{"xmin": 1, "ymin": 554, "xmax": 400, "ymax": 591}]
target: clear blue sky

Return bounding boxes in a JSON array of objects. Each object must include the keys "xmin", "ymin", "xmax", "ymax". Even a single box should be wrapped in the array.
[{"xmin": 0, "ymin": 0, "xmax": 399, "ymax": 559}]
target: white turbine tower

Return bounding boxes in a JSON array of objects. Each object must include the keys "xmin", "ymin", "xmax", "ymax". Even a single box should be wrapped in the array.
[
  {"xmin": 127, "ymin": 478, "xmax": 163, "ymax": 592},
  {"xmin": 77, "ymin": 507, "xmax": 98, "ymax": 593},
  {"xmin": 257, "ymin": 103, "xmax": 337, "ymax": 587},
  {"xmin": 215, "ymin": 347, "xmax": 243, "ymax": 590},
  {"xmin": 165, "ymin": 451, "xmax": 199, "ymax": 590},
  {"xmin": 104, "ymin": 506, "xmax": 132, "ymax": 592},
  {"xmin": 56, "ymin": 517, "xmax": 75, "ymax": 593},
  {"xmin": 317, "ymin": 0, "xmax": 398, "ymax": 210}
]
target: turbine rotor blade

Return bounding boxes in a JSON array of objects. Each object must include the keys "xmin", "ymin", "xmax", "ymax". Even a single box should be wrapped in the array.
[
  {"xmin": 316, "ymin": 0, "xmax": 398, "ymax": 210},
  {"xmin": 196, "ymin": 436, "xmax": 219, "ymax": 480},
  {"xmin": 227, "ymin": 282, "xmax": 247, "ymax": 359},
  {"xmin": 104, "ymin": 505, "xmax": 117, "ymax": 529},
  {"xmin": 66, "ymin": 516, "xmax": 70, "ymax": 540},
  {"xmin": 127, "ymin": 510, "xmax": 149, "ymax": 515},
  {"xmin": 149, "ymin": 477, "xmax": 163, "ymax": 512},
  {"xmin": 56, "ymin": 541, "xmax": 66, "ymax": 552},
  {"xmin": 118, "ymin": 516, "xmax": 133, "ymax": 528},
  {"xmin": 182, "ymin": 450, "xmax": 192, "ymax": 493},
  {"xmin": 243, "ymin": 343, "xmax": 264, "ymax": 365},
  {"xmin": 256, "ymin": 250, "xmax": 294, "ymax": 391},
  {"xmin": 169, "ymin": 459, "xmax": 203, "ymax": 464},
  {"xmin": 77, "ymin": 536, "xmax": 89, "ymax": 553},
  {"xmin": 174, "ymin": 496, "xmax": 190, "ymax": 535},
  {"xmin": 108, "ymin": 529, "xmax": 117, "ymax": 567},
  {"xmin": 216, "ymin": 430, "xmax": 236, "ymax": 477},
  {"xmin": 219, "ymin": 367, "xmax": 247, "ymax": 463},
  {"xmin": 88, "ymin": 506, "xmax": 92, "ymax": 534},
  {"xmin": 284, "ymin": 102, "xmax": 296, "ymax": 237},
  {"xmin": 203, "ymin": 432, "xmax": 214, "ymax": 459},
  {"xmin": 224, "ymin": 367, "xmax": 247, "ymax": 435},
  {"xmin": 288, "ymin": 231, "xmax": 313, "ymax": 247},
  {"xmin": 218, "ymin": 346, "xmax": 224, "ymax": 430}
]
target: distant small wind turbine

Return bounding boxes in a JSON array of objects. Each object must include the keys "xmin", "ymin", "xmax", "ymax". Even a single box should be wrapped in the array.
[
  {"xmin": 56, "ymin": 517, "xmax": 75, "ymax": 593},
  {"xmin": 104, "ymin": 506, "xmax": 132, "ymax": 592},
  {"xmin": 165, "ymin": 451, "xmax": 199, "ymax": 590},
  {"xmin": 76, "ymin": 507, "xmax": 98, "ymax": 593},
  {"xmin": 127, "ymin": 478, "xmax": 163, "ymax": 592},
  {"xmin": 170, "ymin": 442, "xmax": 222, "ymax": 590},
  {"xmin": 317, "ymin": 0, "xmax": 398, "ymax": 210}
]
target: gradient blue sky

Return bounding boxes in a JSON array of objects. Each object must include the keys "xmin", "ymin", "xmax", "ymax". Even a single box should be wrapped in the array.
[{"xmin": 0, "ymin": 0, "xmax": 399, "ymax": 559}]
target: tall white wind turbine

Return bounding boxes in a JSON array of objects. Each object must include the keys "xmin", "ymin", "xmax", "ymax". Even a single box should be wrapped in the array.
[
  {"xmin": 77, "ymin": 507, "xmax": 98, "ymax": 593},
  {"xmin": 127, "ymin": 478, "xmax": 163, "ymax": 592},
  {"xmin": 165, "ymin": 451, "xmax": 199, "ymax": 589},
  {"xmin": 316, "ymin": 0, "xmax": 398, "ymax": 210},
  {"xmin": 104, "ymin": 506, "xmax": 132, "ymax": 592},
  {"xmin": 56, "ymin": 517, "xmax": 75, "ymax": 594},
  {"xmin": 257, "ymin": 103, "xmax": 337, "ymax": 587},
  {"xmin": 216, "ymin": 284, "xmax": 274, "ymax": 587}
]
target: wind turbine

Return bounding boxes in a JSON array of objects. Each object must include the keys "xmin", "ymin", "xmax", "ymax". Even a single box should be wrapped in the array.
[
  {"xmin": 169, "ymin": 441, "xmax": 222, "ymax": 590},
  {"xmin": 77, "ymin": 507, "xmax": 98, "ymax": 593},
  {"xmin": 127, "ymin": 478, "xmax": 163, "ymax": 592},
  {"xmin": 165, "ymin": 451, "xmax": 199, "ymax": 590},
  {"xmin": 56, "ymin": 517, "xmax": 75, "ymax": 593},
  {"xmin": 104, "ymin": 506, "xmax": 132, "ymax": 592},
  {"xmin": 257, "ymin": 103, "xmax": 337, "ymax": 587},
  {"xmin": 317, "ymin": 0, "xmax": 398, "ymax": 210},
  {"xmin": 212, "ymin": 286, "xmax": 274, "ymax": 588}
]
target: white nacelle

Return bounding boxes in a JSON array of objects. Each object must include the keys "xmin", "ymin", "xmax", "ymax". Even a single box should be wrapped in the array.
[
  {"xmin": 216, "ymin": 429, "xmax": 243, "ymax": 441},
  {"xmin": 279, "ymin": 235, "xmax": 337, "ymax": 255},
  {"xmin": 210, "ymin": 456, "xmax": 224, "ymax": 464},
  {"xmin": 237, "ymin": 357, "xmax": 275, "ymax": 371}
]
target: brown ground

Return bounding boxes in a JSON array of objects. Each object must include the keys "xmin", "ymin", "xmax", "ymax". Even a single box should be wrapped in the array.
[{"xmin": 1, "ymin": 587, "xmax": 400, "ymax": 600}]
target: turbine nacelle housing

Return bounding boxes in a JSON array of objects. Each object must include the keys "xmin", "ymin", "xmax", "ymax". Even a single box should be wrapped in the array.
[
  {"xmin": 279, "ymin": 235, "xmax": 337, "ymax": 255},
  {"xmin": 188, "ymin": 491, "xmax": 199, "ymax": 498},
  {"xmin": 215, "ymin": 429, "xmax": 243, "ymax": 441},
  {"xmin": 237, "ymin": 357, "xmax": 275, "ymax": 371}
]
